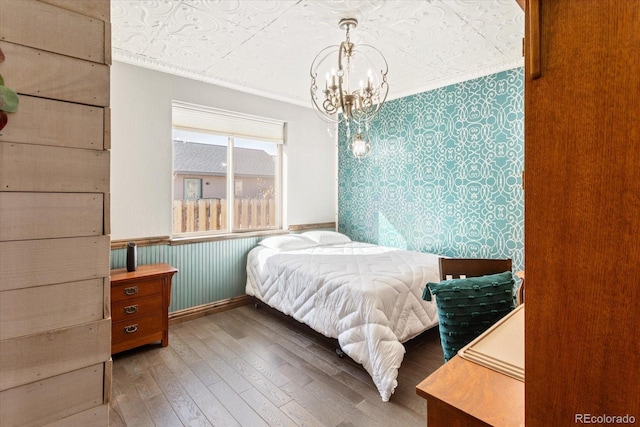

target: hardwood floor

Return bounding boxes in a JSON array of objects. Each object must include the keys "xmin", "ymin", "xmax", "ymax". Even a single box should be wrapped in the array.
[{"xmin": 109, "ymin": 304, "xmax": 445, "ymax": 426}]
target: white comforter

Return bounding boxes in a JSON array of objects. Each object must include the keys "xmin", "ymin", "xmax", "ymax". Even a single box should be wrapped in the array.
[{"xmin": 245, "ymin": 241, "xmax": 440, "ymax": 401}]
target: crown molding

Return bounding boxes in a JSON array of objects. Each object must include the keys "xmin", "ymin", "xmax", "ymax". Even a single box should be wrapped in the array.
[{"xmin": 114, "ymin": 49, "xmax": 523, "ymax": 107}]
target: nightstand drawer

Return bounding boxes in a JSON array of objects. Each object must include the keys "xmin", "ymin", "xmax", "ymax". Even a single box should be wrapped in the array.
[
  {"xmin": 111, "ymin": 294, "xmax": 162, "ymax": 322},
  {"xmin": 111, "ymin": 313, "xmax": 164, "ymax": 352},
  {"xmin": 111, "ymin": 277, "xmax": 162, "ymax": 302}
]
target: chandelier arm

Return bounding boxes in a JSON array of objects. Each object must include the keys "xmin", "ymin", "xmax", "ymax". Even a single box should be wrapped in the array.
[
  {"xmin": 310, "ymin": 88, "xmax": 339, "ymax": 124},
  {"xmin": 312, "ymin": 105, "xmax": 340, "ymax": 124},
  {"xmin": 350, "ymin": 71, "xmax": 389, "ymax": 125},
  {"xmin": 337, "ymin": 41, "xmax": 349, "ymax": 120},
  {"xmin": 310, "ymin": 45, "xmax": 342, "ymax": 123},
  {"xmin": 309, "ymin": 45, "xmax": 339, "ymax": 78}
]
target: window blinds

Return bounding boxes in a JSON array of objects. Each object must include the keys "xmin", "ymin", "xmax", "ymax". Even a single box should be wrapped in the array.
[{"xmin": 172, "ymin": 101, "xmax": 285, "ymax": 143}]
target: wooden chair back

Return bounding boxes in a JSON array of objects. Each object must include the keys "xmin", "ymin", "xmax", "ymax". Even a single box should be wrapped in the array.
[{"xmin": 439, "ymin": 258, "xmax": 512, "ymax": 281}]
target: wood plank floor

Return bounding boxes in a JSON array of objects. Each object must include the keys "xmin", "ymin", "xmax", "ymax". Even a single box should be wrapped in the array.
[{"xmin": 109, "ymin": 304, "xmax": 445, "ymax": 426}]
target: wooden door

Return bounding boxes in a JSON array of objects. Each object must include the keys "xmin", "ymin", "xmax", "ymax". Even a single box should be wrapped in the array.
[{"xmin": 524, "ymin": 0, "xmax": 640, "ymax": 424}]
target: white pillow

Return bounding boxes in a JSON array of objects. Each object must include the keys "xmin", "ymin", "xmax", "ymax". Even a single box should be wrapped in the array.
[
  {"xmin": 302, "ymin": 231, "xmax": 351, "ymax": 246},
  {"xmin": 258, "ymin": 234, "xmax": 317, "ymax": 251}
]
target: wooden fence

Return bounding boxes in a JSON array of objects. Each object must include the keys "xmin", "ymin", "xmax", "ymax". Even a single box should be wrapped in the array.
[{"xmin": 173, "ymin": 198, "xmax": 276, "ymax": 233}]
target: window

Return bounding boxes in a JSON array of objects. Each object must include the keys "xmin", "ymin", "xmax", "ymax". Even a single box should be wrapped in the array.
[
  {"xmin": 183, "ymin": 178, "xmax": 202, "ymax": 200},
  {"xmin": 172, "ymin": 102, "xmax": 283, "ymax": 236}
]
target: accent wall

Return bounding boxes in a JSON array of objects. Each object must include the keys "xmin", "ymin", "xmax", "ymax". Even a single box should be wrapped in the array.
[{"xmin": 338, "ymin": 68, "xmax": 524, "ymax": 271}]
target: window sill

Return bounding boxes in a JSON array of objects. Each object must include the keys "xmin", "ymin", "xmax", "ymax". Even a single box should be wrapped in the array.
[
  {"xmin": 110, "ymin": 230, "xmax": 286, "ymax": 249},
  {"xmin": 110, "ymin": 222, "xmax": 335, "ymax": 249},
  {"xmin": 169, "ymin": 229, "xmax": 288, "ymax": 246}
]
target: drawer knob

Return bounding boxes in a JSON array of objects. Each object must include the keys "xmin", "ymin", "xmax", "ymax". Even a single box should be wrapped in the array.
[
  {"xmin": 124, "ymin": 304, "xmax": 138, "ymax": 314},
  {"xmin": 124, "ymin": 324, "xmax": 138, "ymax": 334},
  {"xmin": 124, "ymin": 286, "xmax": 138, "ymax": 296}
]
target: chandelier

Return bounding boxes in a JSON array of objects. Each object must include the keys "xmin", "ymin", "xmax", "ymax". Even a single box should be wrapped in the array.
[{"xmin": 310, "ymin": 18, "xmax": 389, "ymax": 159}]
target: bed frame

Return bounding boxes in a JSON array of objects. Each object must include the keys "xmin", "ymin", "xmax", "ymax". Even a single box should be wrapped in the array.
[
  {"xmin": 252, "ymin": 296, "xmax": 439, "ymax": 360},
  {"xmin": 439, "ymin": 257, "xmax": 524, "ymax": 306},
  {"xmin": 252, "ymin": 297, "xmax": 353, "ymax": 359}
]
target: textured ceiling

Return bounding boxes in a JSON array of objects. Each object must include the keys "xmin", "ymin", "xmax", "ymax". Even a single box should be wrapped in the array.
[{"xmin": 112, "ymin": 0, "xmax": 524, "ymax": 107}]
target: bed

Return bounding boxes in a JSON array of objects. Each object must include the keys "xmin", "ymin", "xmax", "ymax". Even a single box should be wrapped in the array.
[{"xmin": 245, "ymin": 231, "xmax": 441, "ymax": 401}]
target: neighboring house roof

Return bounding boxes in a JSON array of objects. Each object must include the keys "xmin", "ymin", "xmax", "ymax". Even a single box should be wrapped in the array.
[{"xmin": 173, "ymin": 141, "xmax": 275, "ymax": 177}]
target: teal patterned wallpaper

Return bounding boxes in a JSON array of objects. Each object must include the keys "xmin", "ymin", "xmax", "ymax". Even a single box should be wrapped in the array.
[{"xmin": 338, "ymin": 68, "xmax": 524, "ymax": 271}]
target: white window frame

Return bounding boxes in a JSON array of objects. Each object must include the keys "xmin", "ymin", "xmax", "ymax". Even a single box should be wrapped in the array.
[{"xmin": 172, "ymin": 101, "xmax": 284, "ymax": 237}]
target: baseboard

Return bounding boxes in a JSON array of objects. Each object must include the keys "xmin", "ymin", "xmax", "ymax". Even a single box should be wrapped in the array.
[{"xmin": 168, "ymin": 295, "xmax": 253, "ymax": 325}]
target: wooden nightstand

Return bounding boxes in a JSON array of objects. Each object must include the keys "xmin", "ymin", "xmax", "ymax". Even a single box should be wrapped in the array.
[{"xmin": 110, "ymin": 263, "xmax": 177, "ymax": 354}]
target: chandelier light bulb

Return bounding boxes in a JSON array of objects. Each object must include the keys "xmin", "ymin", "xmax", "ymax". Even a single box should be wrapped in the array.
[{"xmin": 350, "ymin": 133, "xmax": 371, "ymax": 160}]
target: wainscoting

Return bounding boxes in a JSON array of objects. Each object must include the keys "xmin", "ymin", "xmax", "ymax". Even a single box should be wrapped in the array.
[
  {"xmin": 110, "ymin": 223, "xmax": 336, "ymax": 314},
  {"xmin": 111, "ymin": 236, "xmax": 262, "ymax": 312}
]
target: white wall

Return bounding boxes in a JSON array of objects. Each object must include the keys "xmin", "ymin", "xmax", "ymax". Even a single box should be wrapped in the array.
[{"xmin": 110, "ymin": 61, "xmax": 336, "ymax": 240}]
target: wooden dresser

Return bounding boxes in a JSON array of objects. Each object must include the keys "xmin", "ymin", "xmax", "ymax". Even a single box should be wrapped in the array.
[
  {"xmin": 416, "ymin": 355, "xmax": 524, "ymax": 427},
  {"xmin": 110, "ymin": 263, "xmax": 177, "ymax": 354},
  {"xmin": 416, "ymin": 306, "xmax": 525, "ymax": 426}
]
